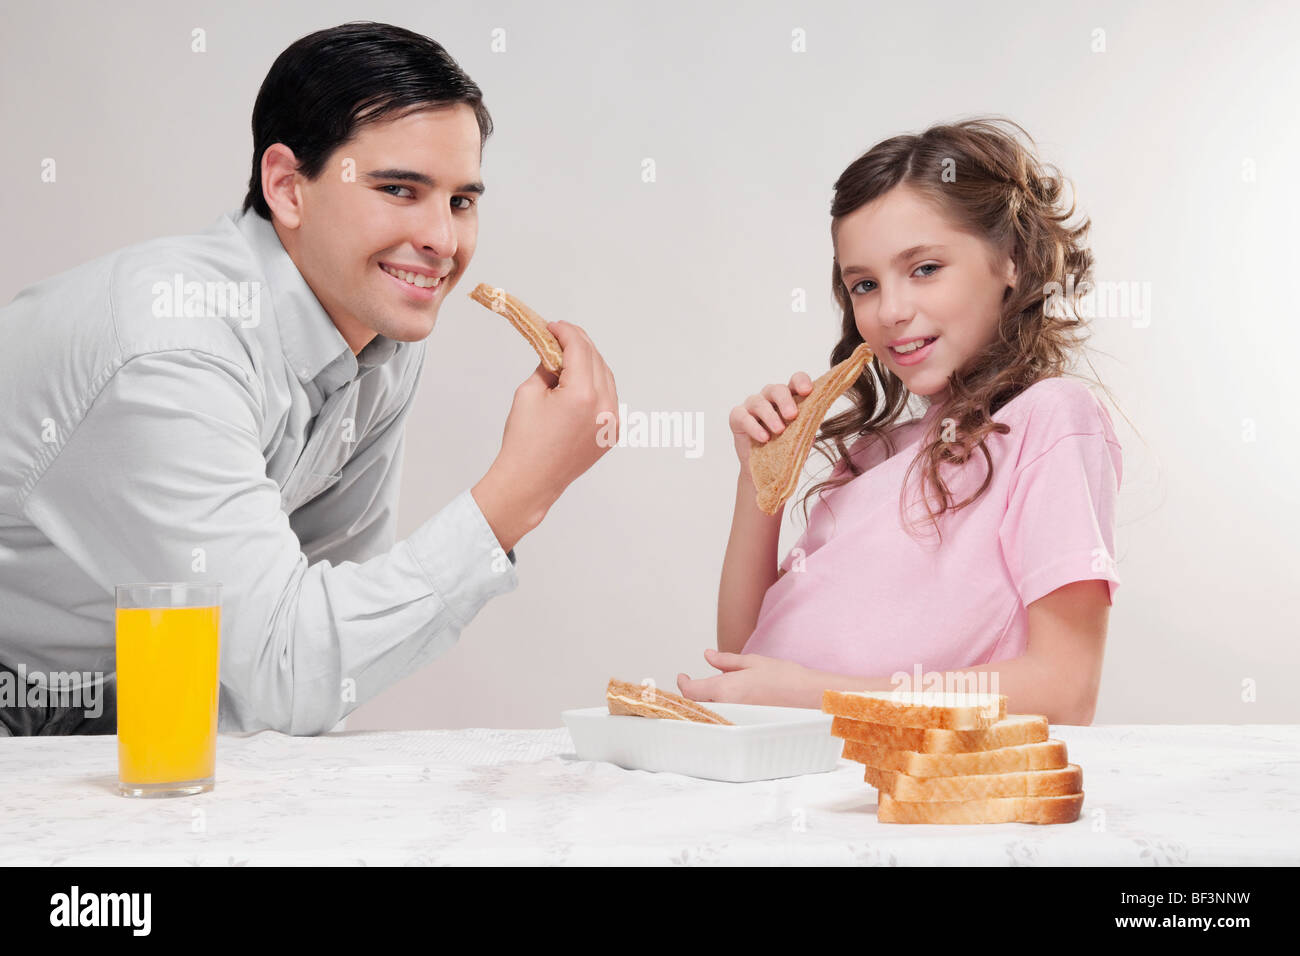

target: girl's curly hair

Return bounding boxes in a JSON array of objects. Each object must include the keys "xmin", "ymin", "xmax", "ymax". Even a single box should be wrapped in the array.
[{"xmin": 797, "ymin": 116, "xmax": 1120, "ymax": 542}]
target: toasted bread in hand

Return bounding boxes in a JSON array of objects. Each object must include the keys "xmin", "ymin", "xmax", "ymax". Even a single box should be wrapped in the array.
[
  {"xmin": 469, "ymin": 283, "xmax": 564, "ymax": 375},
  {"xmin": 748, "ymin": 342, "xmax": 873, "ymax": 515}
]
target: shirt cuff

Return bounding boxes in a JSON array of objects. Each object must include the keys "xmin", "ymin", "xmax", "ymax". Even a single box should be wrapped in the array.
[{"xmin": 403, "ymin": 487, "xmax": 520, "ymax": 627}]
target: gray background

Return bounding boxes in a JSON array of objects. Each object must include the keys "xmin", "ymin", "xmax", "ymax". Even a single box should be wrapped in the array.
[{"xmin": 2, "ymin": 0, "xmax": 1297, "ymax": 726}]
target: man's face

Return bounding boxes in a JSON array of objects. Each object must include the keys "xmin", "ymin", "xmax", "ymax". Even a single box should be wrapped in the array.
[
  {"xmin": 834, "ymin": 184, "xmax": 1015, "ymax": 404},
  {"xmin": 277, "ymin": 103, "xmax": 483, "ymax": 353}
]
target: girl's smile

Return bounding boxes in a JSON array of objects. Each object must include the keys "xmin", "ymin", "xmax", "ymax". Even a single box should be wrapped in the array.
[{"xmin": 888, "ymin": 335, "xmax": 939, "ymax": 364}]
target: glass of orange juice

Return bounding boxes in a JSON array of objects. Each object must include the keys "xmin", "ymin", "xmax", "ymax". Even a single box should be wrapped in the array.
[{"xmin": 115, "ymin": 583, "xmax": 221, "ymax": 797}]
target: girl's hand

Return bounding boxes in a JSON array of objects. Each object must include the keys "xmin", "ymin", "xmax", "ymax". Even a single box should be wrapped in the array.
[
  {"xmin": 677, "ymin": 649, "xmax": 820, "ymax": 709},
  {"xmin": 728, "ymin": 372, "xmax": 814, "ymax": 472}
]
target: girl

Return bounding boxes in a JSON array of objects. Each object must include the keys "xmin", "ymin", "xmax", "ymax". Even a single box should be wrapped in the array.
[{"xmin": 678, "ymin": 117, "xmax": 1123, "ymax": 725}]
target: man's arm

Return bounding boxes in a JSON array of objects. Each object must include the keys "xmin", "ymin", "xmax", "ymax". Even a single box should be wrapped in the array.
[
  {"xmin": 290, "ymin": 419, "xmax": 410, "ymax": 568},
  {"xmin": 286, "ymin": 347, "xmax": 510, "ymax": 570},
  {"xmin": 20, "ymin": 349, "xmax": 518, "ymax": 735}
]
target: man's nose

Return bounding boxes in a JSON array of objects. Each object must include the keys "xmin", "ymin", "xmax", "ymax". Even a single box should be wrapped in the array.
[{"xmin": 418, "ymin": 203, "xmax": 458, "ymax": 259}]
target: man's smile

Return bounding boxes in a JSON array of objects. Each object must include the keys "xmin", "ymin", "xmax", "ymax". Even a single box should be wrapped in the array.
[{"xmin": 378, "ymin": 261, "xmax": 449, "ymax": 299}]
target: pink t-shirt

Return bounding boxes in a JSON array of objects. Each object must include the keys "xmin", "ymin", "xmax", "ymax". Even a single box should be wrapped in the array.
[{"xmin": 742, "ymin": 377, "xmax": 1122, "ymax": 675}]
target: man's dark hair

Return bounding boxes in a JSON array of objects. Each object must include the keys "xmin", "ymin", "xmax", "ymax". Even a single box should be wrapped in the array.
[{"xmin": 242, "ymin": 21, "xmax": 493, "ymax": 220}]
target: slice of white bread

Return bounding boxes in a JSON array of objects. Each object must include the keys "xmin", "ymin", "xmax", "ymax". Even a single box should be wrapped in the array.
[
  {"xmin": 831, "ymin": 713, "xmax": 1048, "ymax": 753},
  {"xmin": 822, "ymin": 690, "xmax": 1006, "ymax": 730},
  {"xmin": 878, "ymin": 792, "xmax": 1083, "ymax": 824},
  {"xmin": 842, "ymin": 738, "xmax": 1069, "ymax": 777},
  {"xmin": 865, "ymin": 763, "xmax": 1082, "ymax": 801}
]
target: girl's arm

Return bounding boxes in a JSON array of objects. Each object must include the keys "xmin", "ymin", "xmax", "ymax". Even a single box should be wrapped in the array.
[
  {"xmin": 716, "ymin": 468, "xmax": 784, "ymax": 654},
  {"xmin": 783, "ymin": 580, "xmax": 1111, "ymax": 724},
  {"xmin": 691, "ymin": 580, "xmax": 1107, "ymax": 723},
  {"xmin": 718, "ymin": 371, "xmax": 816, "ymax": 655}
]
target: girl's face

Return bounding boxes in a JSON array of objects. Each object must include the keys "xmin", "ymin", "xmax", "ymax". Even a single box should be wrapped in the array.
[{"xmin": 834, "ymin": 184, "xmax": 1016, "ymax": 405}]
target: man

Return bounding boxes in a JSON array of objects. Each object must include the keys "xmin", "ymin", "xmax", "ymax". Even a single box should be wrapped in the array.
[{"xmin": 0, "ymin": 22, "xmax": 619, "ymax": 735}]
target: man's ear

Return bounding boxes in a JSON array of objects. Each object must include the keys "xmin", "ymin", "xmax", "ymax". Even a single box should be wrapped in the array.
[{"xmin": 262, "ymin": 143, "xmax": 304, "ymax": 229}]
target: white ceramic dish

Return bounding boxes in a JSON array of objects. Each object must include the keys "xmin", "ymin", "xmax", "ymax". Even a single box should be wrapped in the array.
[{"xmin": 561, "ymin": 702, "xmax": 842, "ymax": 782}]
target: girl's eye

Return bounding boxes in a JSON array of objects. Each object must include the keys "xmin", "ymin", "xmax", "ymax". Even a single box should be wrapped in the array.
[
  {"xmin": 380, "ymin": 184, "xmax": 415, "ymax": 199},
  {"xmin": 849, "ymin": 263, "xmax": 941, "ymax": 295}
]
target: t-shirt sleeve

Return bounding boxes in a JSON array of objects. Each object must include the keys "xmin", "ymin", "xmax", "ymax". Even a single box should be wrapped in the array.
[{"xmin": 997, "ymin": 431, "xmax": 1123, "ymax": 607}]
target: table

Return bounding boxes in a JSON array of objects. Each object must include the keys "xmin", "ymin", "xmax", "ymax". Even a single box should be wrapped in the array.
[{"xmin": 2, "ymin": 724, "xmax": 1296, "ymax": 865}]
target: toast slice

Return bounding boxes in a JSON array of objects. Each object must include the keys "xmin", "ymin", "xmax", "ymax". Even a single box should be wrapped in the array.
[
  {"xmin": 468, "ymin": 283, "xmax": 564, "ymax": 375},
  {"xmin": 842, "ymin": 738, "xmax": 1069, "ymax": 777},
  {"xmin": 748, "ymin": 342, "xmax": 873, "ymax": 515},
  {"xmin": 605, "ymin": 678, "xmax": 733, "ymax": 725},
  {"xmin": 822, "ymin": 690, "xmax": 1007, "ymax": 730},
  {"xmin": 831, "ymin": 713, "xmax": 1049, "ymax": 753},
  {"xmin": 877, "ymin": 792, "xmax": 1084, "ymax": 825},
  {"xmin": 865, "ymin": 763, "xmax": 1082, "ymax": 800}
]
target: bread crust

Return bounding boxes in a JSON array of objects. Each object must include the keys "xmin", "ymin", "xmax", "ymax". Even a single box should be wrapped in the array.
[
  {"xmin": 468, "ymin": 283, "xmax": 564, "ymax": 374},
  {"xmin": 605, "ymin": 678, "xmax": 733, "ymax": 725},
  {"xmin": 865, "ymin": 763, "xmax": 1082, "ymax": 801},
  {"xmin": 842, "ymin": 738, "xmax": 1069, "ymax": 777},
  {"xmin": 877, "ymin": 792, "xmax": 1084, "ymax": 824},
  {"xmin": 822, "ymin": 690, "xmax": 1007, "ymax": 730},
  {"xmin": 748, "ymin": 342, "xmax": 873, "ymax": 515},
  {"xmin": 831, "ymin": 714, "xmax": 1049, "ymax": 753}
]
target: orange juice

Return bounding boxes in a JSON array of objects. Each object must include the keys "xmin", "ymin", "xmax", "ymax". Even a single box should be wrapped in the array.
[{"xmin": 116, "ymin": 605, "xmax": 220, "ymax": 786}]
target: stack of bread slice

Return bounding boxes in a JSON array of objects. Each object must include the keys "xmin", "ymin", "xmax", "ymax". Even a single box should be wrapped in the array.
[{"xmin": 823, "ymin": 690, "xmax": 1084, "ymax": 824}]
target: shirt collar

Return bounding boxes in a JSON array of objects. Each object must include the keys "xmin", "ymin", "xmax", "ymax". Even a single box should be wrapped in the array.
[{"xmin": 234, "ymin": 208, "xmax": 401, "ymax": 395}]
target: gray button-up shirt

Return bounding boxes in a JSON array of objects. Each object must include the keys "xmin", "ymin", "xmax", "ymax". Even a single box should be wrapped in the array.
[{"xmin": 0, "ymin": 208, "xmax": 518, "ymax": 734}]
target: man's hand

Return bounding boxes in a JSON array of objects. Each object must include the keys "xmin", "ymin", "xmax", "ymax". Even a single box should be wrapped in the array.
[{"xmin": 472, "ymin": 320, "xmax": 619, "ymax": 552}]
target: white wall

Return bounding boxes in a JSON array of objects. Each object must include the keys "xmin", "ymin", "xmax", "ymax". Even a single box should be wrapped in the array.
[{"xmin": 3, "ymin": 0, "xmax": 1297, "ymax": 726}]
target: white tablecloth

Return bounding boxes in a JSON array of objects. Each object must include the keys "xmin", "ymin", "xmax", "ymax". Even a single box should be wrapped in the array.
[{"xmin": 2, "ymin": 724, "xmax": 1296, "ymax": 865}]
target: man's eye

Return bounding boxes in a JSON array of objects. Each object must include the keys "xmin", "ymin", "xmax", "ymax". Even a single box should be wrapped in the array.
[
  {"xmin": 451, "ymin": 195, "xmax": 476, "ymax": 210},
  {"xmin": 380, "ymin": 185, "xmax": 415, "ymax": 198}
]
